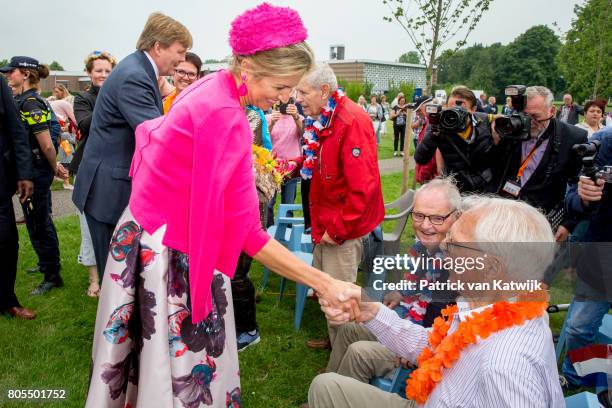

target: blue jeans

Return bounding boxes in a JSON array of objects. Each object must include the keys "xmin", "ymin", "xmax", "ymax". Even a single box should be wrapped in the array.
[
  {"xmin": 562, "ymin": 299, "xmax": 612, "ymax": 386},
  {"xmin": 267, "ymin": 177, "xmax": 299, "ymax": 227}
]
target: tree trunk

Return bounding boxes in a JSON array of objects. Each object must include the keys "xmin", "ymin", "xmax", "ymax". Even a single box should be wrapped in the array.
[{"xmin": 426, "ymin": 0, "xmax": 444, "ymax": 95}]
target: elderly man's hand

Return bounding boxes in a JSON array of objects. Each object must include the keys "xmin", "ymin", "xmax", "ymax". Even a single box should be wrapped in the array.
[
  {"xmin": 318, "ymin": 285, "xmax": 381, "ymax": 325},
  {"xmin": 321, "ymin": 231, "xmax": 338, "ymax": 246},
  {"xmin": 383, "ymin": 290, "xmax": 402, "ymax": 309},
  {"xmin": 316, "ymin": 280, "xmax": 362, "ymax": 324}
]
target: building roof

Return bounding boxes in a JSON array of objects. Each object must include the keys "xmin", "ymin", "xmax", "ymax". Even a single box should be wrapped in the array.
[
  {"xmin": 50, "ymin": 70, "xmax": 90, "ymax": 77},
  {"xmin": 326, "ymin": 59, "xmax": 426, "ymax": 69}
]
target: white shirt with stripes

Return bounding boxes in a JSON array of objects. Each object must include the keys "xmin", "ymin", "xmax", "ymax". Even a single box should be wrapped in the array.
[{"xmin": 364, "ymin": 300, "xmax": 565, "ymax": 407}]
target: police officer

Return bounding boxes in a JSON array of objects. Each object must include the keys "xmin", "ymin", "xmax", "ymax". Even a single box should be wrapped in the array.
[
  {"xmin": 1, "ymin": 56, "xmax": 65, "ymax": 295},
  {"xmin": 0, "ymin": 74, "xmax": 36, "ymax": 319}
]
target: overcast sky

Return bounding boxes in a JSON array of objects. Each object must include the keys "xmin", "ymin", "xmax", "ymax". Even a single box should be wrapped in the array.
[{"xmin": 1, "ymin": 0, "xmax": 582, "ymax": 71}]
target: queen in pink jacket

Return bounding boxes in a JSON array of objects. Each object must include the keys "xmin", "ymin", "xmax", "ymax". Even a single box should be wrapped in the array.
[{"xmin": 86, "ymin": 4, "xmax": 358, "ymax": 408}]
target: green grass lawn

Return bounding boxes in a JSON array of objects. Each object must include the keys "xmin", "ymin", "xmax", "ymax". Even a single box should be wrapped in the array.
[
  {"xmin": 377, "ymin": 121, "xmax": 416, "ymax": 160},
  {"xmin": 0, "ymin": 171, "xmax": 579, "ymax": 407}
]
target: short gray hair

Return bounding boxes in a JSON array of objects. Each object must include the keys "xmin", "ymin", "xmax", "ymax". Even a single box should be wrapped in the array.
[
  {"xmin": 526, "ymin": 86, "xmax": 554, "ymax": 108},
  {"xmin": 415, "ymin": 177, "xmax": 462, "ymax": 212},
  {"xmin": 302, "ymin": 63, "xmax": 338, "ymax": 92},
  {"xmin": 464, "ymin": 197, "xmax": 555, "ymax": 281}
]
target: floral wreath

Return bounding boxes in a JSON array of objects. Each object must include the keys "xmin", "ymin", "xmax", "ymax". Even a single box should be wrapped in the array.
[
  {"xmin": 300, "ymin": 88, "xmax": 345, "ymax": 179},
  {"xmin": 405, "ymin": 290, "xmax": 548, "ymax": 403}
]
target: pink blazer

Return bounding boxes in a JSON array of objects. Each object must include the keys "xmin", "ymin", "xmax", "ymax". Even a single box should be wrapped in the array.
[{"xmin": 129, "ymin": 70, "xmax": 270, "ymax": 323}]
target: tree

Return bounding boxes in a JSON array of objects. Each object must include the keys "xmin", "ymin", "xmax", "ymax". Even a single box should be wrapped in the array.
[
  {"xmin": 558, "ymin": 0, "xmax": 612, "ymax": 101},
  {"xmin": 382, "ymin": 0, "xmax": 493, "ymax": 93},
  {"xmin": 49, "ymin": 61, "xmax": 64, "ymax": 71},
  {"xmin": 498, "ymin": 25, "xmax": 561, "ymax": 94},
  {"xmin": 398, "ymin": 51, "xmax": 422, "ymax": 64},
  {"xmin": 0, "ymin": 59, "xmax": 8, "ymax": 69}
]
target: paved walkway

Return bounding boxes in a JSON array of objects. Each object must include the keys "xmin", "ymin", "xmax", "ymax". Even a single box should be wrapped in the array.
[{"xmin": 12, "ymin": 157, "xmax": 413, "ymax": 221}]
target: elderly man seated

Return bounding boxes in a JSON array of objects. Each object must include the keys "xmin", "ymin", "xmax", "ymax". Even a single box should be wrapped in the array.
[
  {"xmin": 308, "ymin": 197, "xmax": 564, "ymax": 408},
  {"xmin": 322, "ymin": 178, "xmax": 460, "ymax": 386}
]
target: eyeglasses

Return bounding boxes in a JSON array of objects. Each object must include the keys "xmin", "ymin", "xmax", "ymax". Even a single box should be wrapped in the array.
[
  {"xmin": 410, "ymin": 210, "xmax": 456, "ymax": 225},
  {"xmin": 175, "ymin": 69, "xmax": 198, "ymax": 80},
  {"xmin": 440, "ymin": 235, "xmax": 486, "ymax": 256},
  {"xmin": 529, "ymin": 114, "xmax": 554, "ymax": 124}
]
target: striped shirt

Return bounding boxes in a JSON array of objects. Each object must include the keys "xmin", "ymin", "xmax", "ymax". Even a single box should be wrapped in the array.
[{"xmin": 364, "ymin": 301, "xmax": 564, "ymax": 407}]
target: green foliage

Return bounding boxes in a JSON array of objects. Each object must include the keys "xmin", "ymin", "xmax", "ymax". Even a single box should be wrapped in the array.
[
  {"xmin": 338, "ymin": 77, "xmax": 374, "ymax": 102},
  {"xmin": 398, "ymin": 51, "xmax": 422, "ymax": 64},
  {"xmin": 382, "ymin": 0, "xmax": 493, "ymax": 92},
  {"xmin": 0, "ymin": 58, "xmax": 8, "ymax": 69},
  {"xmin": 387, "ymin": 80, "xmax": 416, "ymax": 104},
  {"xmin": 436, "ymin": 25, "xmax": 563, "ymax": 100},
  {"xmin": 49, "ymin": 61, "xmax": 64, "ymax": 71},
  {"xmin": 558, "ymin": 0, "xmax": 612, "ymax": 102}
]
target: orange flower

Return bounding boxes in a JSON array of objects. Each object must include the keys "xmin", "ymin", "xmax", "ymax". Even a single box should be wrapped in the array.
[{"xmin": 405, "ymin": 292, "xmax": 548, "ymax": 403}]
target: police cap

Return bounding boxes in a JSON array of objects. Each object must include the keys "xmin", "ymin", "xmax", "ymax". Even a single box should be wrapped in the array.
[{"xmin": 0, "ymin": 56, "xmax": 40, "ymax": 73}]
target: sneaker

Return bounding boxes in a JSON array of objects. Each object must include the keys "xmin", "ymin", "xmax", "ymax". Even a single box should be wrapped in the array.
[
  {"xmin": 30, "ymin": 279, "xmax": 64, "ymax": 295},
  {"xmin": 237, "ymin": 329, "xmax": 260, "ymax": 352},
  {"xmin": 393, "ymin": 152, "xmax": 398, "ymax": 157},
  {"xmin": 400, "ymin": 152, "xmax": 405, "ymax": 157}
]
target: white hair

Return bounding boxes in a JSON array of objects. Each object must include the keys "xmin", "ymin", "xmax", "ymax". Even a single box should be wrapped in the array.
[
  {"xmin": 526, "ymin": 86, "xmax": 554, "ymax": 108},
  {"xmin": 302, "ymin": 63, "xmax": 338, "ymax": 92},
  {"xmin": 415, "ymin": 177, "xmax": 462, "ymax": 212},
  {"xmin": 463, "ymin": 197, "xmax": 555, "ymax": 281}
]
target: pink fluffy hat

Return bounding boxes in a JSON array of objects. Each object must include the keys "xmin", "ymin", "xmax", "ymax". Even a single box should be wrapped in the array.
[{"xmin": 229, "ymin": 2, "xmax": 308, "ymax": 55}]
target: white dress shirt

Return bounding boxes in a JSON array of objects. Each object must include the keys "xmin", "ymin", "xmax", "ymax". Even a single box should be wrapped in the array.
[{"xmin": 364, "ymin": 301, "xmax": 564, "ymax": 407}]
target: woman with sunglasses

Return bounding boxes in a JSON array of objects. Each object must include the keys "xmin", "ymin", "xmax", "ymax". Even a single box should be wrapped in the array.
[
  {"xmin": 160, "ymin": 51, "xmax": 202, "ymax": 113},
  {"xmin": 71, "ymin": 50, "xmax": 117, "ymax": 297}
]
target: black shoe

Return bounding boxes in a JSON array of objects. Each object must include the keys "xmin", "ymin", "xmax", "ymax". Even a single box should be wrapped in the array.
[
  {"xmin": 26, "ymin": 266, "xmax": 41, "ymax": 274},
  {"xmin": 31, "ymin": 279, "xmax": 64, "ymax": 295}
]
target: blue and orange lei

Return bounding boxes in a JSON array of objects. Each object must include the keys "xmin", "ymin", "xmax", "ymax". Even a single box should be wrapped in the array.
[{"xmin": 300, "ymin": 88, "xmax": 345, "ymax": 179}]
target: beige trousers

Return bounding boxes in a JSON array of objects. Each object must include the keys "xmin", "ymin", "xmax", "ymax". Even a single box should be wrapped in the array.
[
  {"xmin": 313, "ymin": 237, "xmax": 364, "ymax": 344},
  {"xmin": 326, "ymin": 323, "xmax": 397, "ymax": 383},
  {"xmin": 308, "ymin": 372, "xmax": 416, "ymax": 408}
]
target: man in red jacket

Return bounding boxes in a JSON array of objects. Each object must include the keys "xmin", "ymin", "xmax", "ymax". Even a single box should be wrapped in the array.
[{"xmin": 296, "ymin": 63, "xmax": 384, "ymax": 349}]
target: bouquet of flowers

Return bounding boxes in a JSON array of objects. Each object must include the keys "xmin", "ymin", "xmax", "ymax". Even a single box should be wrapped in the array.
[{"xmin": 252, "ymin": 144, "xmax": 296, "ymax": 203}]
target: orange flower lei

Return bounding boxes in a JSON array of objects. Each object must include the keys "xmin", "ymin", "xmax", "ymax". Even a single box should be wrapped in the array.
[{"xmin": 405, "ymin": 291, "xmax": 548, "ymax": 403}]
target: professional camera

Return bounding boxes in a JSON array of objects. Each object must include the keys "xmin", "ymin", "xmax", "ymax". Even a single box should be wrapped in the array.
[
  {"xmin": 494, "ymin": 85, "xmax": 531, "ymax": 141},
  {"xmin": 426, "ymin": 102, "xmax": 471, "ymax": 136},
  {"xmin": 573, "ymin": 140, "xmax": 612, "ymax": 183}
]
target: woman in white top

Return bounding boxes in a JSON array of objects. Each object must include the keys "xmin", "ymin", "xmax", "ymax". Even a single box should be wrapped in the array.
[
  {"xmin": 576, "ymin": 99, "xmax": 606, "ymax": 138},
  {"xmin": 367, "ymin": 94, "xmax": 383, "ymax": 144}
]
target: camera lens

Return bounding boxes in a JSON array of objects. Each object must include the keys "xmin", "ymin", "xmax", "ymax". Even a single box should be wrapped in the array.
[{"xmin": 440, "ymin": 110, "xmax": 460, "ymax": 129}]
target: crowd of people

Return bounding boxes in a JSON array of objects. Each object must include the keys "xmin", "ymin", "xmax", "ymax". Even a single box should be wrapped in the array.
[{"xmin": 0, "ymin": 2, "xmax": 610, "ymax": 407}]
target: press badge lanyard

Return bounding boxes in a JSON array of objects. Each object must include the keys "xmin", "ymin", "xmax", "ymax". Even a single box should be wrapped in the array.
[{"xmin": 502, "ymin": 135, "xmax": 547, "ymax": 197}]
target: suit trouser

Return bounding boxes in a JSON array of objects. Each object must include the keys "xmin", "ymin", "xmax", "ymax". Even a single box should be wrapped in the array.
[
  {"xmin": 313, "ymin": 238, "xmax": 363, "ymax": 344},
  {"xmin": 0, "ymin": 196, "xmax": 20, "ymax": 308},
  {"xmin": 308, "ymin": 372, "xmax": 415, "ymax": 408},
  {"xmin": 21, "ymin": 170, "xmax": 61, "ymax": 283},
  {"xmin": 326, "ymin": 322, "xmax": 397, "ymax": 383},
  {"xmin": 85, "ymin": 213, "xmax": 116, "ymax": 281}
]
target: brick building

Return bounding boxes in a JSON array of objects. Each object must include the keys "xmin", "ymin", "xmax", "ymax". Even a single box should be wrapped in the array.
[
  {"xmin": 327, "ymin": 59, "xmax": 427, "ymax": 93},
  {"xmin": 39, "ymin": 71, "xmax": 91, "ymax": 94}
]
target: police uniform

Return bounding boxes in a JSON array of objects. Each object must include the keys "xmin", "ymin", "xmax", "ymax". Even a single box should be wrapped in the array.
[{"xmin": 9, "ymin": 62, "xmax": 63, "ymax": 292}]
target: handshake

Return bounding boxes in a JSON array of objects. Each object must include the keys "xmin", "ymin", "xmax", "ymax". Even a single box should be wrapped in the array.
[{"xmin": 317, "ymin": 282, "xmax": 381, "ymax": 326}]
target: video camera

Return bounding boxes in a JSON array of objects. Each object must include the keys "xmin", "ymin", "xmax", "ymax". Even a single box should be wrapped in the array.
[
  {"xmin": 494, "ymin": 85, "xmax": 531, "ymax": 141},
  {"xmin": 573, "ymin": 140, "xmax": 612, "ymax": 183},
  {"xmin": 425, "ymin": 101, "xmax": 471, "ymax": 136}
]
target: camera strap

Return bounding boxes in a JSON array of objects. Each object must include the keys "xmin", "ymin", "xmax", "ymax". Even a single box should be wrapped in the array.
[{"xmin": 515, "ymin": 133, "xmax": 549, "ymax": 182}]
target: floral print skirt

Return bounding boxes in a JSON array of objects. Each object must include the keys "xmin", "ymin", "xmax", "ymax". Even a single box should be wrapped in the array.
[{"xmin": 86, "ymin": 208, "xmax": 241, "ymax": 408}]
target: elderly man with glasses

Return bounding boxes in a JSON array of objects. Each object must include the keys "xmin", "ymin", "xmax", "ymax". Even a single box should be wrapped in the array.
[
  {"xmin": 308, "ymin": 196, "xmax": 563, "ymax": 408},
  {"xmin": 299, "ymin": 179, "xmax": 460, "ymax": 408}
]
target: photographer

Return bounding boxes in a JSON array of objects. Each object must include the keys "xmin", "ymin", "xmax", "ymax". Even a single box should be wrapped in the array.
[
  {"xmin": 415, "ymin": 86, "xmax": 496, "ymax": 193},
  {"xmin": 561, "ymin": 127, "xmax": 611, "ymax": 395},
  {"xmin": 266, "ymin": 94, "xmax": 303, "ymax": 224},
  {"xmin": 490, "ymin": 86, "xmax": 587, "ymax": 241}
]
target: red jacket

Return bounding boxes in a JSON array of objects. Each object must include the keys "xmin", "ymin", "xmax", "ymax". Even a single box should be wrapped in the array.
[{"xmin": 310, "ymin": 97, "xmax": 385, "ymax": 244}]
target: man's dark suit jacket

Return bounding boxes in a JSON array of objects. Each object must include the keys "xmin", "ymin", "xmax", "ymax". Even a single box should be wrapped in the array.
[
  {"xmin": 556, "ymin": 103, "xmax": 583, "ymax": 125},
  {"xmin": 73, "ymin": 51, "xmax": 163, "ymax": 225},
  {"xmin": 0, "ymin": 75, "xmax": 33, "ymax": 199},
  {"xmin": 490, "ymin": 119, "xmax": 587, "ymax": 230}
]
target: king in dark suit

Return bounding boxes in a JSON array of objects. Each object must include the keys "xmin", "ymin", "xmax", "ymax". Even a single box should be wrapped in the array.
[{"xmin": 73, "ymin": 12, "xmax": 192, "ymax": 276}]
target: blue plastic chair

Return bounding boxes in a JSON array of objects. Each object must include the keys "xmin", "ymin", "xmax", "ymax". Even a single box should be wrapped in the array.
[
  {"xmin": 370, "ymin": 366, "xmax": 413, "ymax": 398},
  {"xmin": 261, "ymin": 204, "xmax": 307, "ymax": 290},
  {"xmin": 276, "ymin": 224, "xmax": 313, "ymax": 331},
  {"xmin": 564, "ymin": 391, "xmax": 603, "ymax": 407}
]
